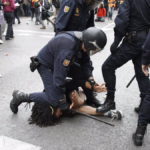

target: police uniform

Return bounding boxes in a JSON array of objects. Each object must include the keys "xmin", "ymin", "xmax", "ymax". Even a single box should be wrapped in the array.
[
  {"xmin": 29, "ymin": 32, "xmax": 93, "ymax": 106},
  {"xmin": 99, "ymin": 0, "xmax": 150, "ymax": 112},
  {"xmin": 55, "ymin": 0, "xmax": 94, "ymax": 35},
  {"xmin": 138, "ymin": 30, "xmax": 150, "ymax": 126}
]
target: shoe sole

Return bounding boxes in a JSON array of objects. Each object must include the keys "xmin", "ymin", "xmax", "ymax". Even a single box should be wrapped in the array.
[
  {"xmin": 132, "ymin": 134, "xmax": 143, "ymax": 146},
  {"xmin": 118, "ymin": 110, "xmax": 124, "ymax": 119},
  {"xmin": 10, "ymin": 90, "xmax": 19, "ymax": 114}
]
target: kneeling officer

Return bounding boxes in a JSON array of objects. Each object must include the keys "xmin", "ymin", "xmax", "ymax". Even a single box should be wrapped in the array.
[{"xmin": 10, "ymin": 27, "xmax": 107, "ymax": 116}]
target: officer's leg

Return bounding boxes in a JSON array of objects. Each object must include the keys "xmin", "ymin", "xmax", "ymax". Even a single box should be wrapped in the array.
[
  {"xmin": 67, "ymin": 63, "xmax": 101, "ymax": 107},
  {"xmin": 132, "ymin": 88, "xmax": 150, "ymax": 146},
  {"xmin": 132, "ymin": 53, "xmax": 149, "ymax": 113},
  {"xmin": 97, "ymin": 46, "xmax": 135, "ymax": 113},
  {"xmin": 10, "ymin": 65, "xmax": 58, "ymax": 114}
]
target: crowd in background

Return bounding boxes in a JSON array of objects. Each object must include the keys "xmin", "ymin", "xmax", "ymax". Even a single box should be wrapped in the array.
[{"xmin": 0, "ymin": 0, "xmax": 123, "ymax": 44}]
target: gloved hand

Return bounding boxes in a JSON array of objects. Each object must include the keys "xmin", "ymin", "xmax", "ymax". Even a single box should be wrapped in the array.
[
  {"xmin": 110, "ymin": 42, "xmax": 119, "ymax": 54},
  {"xmin": 59, "ymin": 99, "xmax": 70, "ymax": 116}
]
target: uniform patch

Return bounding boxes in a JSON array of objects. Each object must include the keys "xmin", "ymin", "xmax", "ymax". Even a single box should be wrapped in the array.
[
  {"xmin": 76, "ymin": 7, "xmax": 79, "ymax": 13},
  {"xmin": 63, "ymin": 59, "xmax": 70, "ymax": 66},
  {"xmin": 64, "ymin": 6, "xmax": 70, "ymax": 13},
  {"xmin": 89, "ymin": 10, "xmax": 91, "ymax": 14},
  {"xmin": 120, "ymin": 0, "xmax": 124, "ymax": 4},
  {"xmin": 75, "ymin": 13, "xmax": 80, "ymax": 16}
]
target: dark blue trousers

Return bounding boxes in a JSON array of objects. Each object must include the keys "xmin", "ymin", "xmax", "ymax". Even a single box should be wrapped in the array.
[
  {"xmin": 30, "ymin": 63, "xmax": 87, "ymax": 106},
  {"xmin": 138, "ymin": 88, "xmax": 150, "ymax": 126},
  {"xmin": 102, "ymin": 32, "xmax": 149, "ymax": 99}
]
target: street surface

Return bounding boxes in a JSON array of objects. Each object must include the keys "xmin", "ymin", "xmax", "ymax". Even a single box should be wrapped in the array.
[{"xmin": 0, "ymin": 12, "xmax": 149, "ymax": 150}]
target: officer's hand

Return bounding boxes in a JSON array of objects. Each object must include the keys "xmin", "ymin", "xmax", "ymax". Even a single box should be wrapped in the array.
[
  {"xmin": 110, "ymin": 42, "xmax": 119, "ymax": 54},
  {"xmin": 59, "ymin": 98, "xmax": 70, "ymax": 116},
  {"xmin": 94, "ymin": 83, "xmax": 107, "ymax": 93},
  {"xmin": 142, "ymin": 65, "xmax": 149, "ymax": 76}
]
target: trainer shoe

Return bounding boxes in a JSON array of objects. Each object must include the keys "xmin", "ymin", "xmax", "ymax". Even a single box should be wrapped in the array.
[
  {"xmin": 0, "ymin": 39, "xmax": 3, "ymax": 44},
  {"xmin": 40, "ymin": 26, "xmax": 46, "ymax": 29},
  {"xmin": 108, "ymin": 110, "xmax": 123, "ymax": 120}
]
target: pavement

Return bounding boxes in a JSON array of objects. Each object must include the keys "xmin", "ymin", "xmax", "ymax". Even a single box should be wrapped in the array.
[{"xmin": 0, "ymin": 12, "xmax": 149, "ymax": 150}]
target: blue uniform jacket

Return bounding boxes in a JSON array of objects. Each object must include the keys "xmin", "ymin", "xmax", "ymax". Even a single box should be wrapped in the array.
[
  {"xmin": 37, "ymin": 32, "xmax": 93, "ymax": 101},
  {"xmin": 142, "ymin": 31, "xmax": 150, "ymax": 65},
  {"xmin": 114, "ymin": 0, "xmax": 150, "ymax": 43},
  {"xmin": 55, "ymin": 0, "xmax": 94, "ymax": 35}
]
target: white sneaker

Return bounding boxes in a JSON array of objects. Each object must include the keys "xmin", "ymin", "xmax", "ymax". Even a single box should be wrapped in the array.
[
  {"xmin": 0, "ymin": 40, "xmax": 3, "ymax": 44},
  {"xmin": 108, "ymin": 110, "xmax": 124, "ymax": 120}
]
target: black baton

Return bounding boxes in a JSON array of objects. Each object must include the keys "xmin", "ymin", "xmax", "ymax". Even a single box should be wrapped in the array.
[
  {"xmin": 71, "ymin": 109, "xmax": 115, "ymax": 127},
  {"xmin": 126, "ymin": 75, "xmax": 136, "ymax": 88}
]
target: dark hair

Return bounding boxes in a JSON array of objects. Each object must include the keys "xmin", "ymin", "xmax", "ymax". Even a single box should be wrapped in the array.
[{"xmin": 29, "ymin": 103, "xmax": 61, "ymax": 127}]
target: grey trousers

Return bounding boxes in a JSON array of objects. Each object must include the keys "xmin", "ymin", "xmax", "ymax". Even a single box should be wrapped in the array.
[{"xmin": 0, "ymin": 25, "xmax": 2, "ymax": 40}]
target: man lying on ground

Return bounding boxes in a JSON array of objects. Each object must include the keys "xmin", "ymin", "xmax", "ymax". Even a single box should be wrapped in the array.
[{"xmin": 28, "ymin": 79, "xmax": 123, "ymax": 127}]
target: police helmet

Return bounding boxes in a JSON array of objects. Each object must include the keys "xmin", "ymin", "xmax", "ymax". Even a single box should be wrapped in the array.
[
  {"xmin": 85, "ymin": 0, "xmax": 103, "ymax": 10},
  {"xmin": 83, "ymin": 27, "xmax": 107, "ymax": 52}
]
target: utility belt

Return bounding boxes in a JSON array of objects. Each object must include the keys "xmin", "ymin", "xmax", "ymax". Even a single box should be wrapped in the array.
[
  {"xmin": 124, "ymin": 29, "xmax": 149, "ymax": 43},
  {"xmin": 30, "ymin": 56, "xmax": 41, "ymax": 72}
]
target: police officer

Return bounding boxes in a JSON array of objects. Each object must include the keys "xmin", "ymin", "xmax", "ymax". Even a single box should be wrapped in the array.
[
  {"xmin": 96, "ymin": 0, "xmax": 150, "ymax": 113},
  {"xmin": 55, "ymin": 0, "xmax": 102, "ymax": 35},
  {"xmin": 55, "ymin": 0, "xmax": 104, "ymax": 107},
  {"xmin": 10, "ymin": 27, "xmax": 107, "ymax": 116},
  {"xmin": 133, "ymin": 30, "xmax": 150, "ymax": 146}
]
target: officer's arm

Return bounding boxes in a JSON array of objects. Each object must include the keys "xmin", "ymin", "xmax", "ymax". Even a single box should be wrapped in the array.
[
  {"xmin": 86, "ymin": 10, "xmax": 95, "ymax": 28},
  {"xmin": 114, "ymin": 0, "xmax": 131, "ymax": 44},
  {"xmin": 78, "ymin": 52, "xmax": 94, "ymax": 79},
  {"xmin": 142, "ymin": 31, "xmax": 150, "ymax": 66},
  {"xmin": 53, "ymin": 49, "xmax": 74, "ymax": 102},
  {"xmin": 55, "ymin": 0, "xmax": 75, "ymax": 35}
]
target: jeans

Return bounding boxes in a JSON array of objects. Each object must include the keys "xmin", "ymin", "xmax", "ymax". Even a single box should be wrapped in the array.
[
  {"xmin": 0, "ymin": 25, "xmax": 2, "ymax": 40},
  {"xmin": 95, "ymin": 17, "xmax": 104, "ymax": 22},
  {"xmin": 4, "ymin": 12, "xmax": 14, "ymax": 39},
  {"xmin": 108, "ymin": 7, "xmax": 114, "ymax": 19}
]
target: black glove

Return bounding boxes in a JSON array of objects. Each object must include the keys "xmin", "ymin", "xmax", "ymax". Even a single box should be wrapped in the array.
[
  {"xmin": 59, "ymin": 99, "xmax": 70, "ymax": 116},
  {"xmin": 110, "ymin": 42, "xmax": 119, "ymax": 54},
  {"xmin": 88, "ymin": 78, "xmax": 96, "ymax": 91}
]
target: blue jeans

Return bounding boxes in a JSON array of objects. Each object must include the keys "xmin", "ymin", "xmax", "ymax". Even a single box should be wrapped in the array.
[
  {"xmin": 108, "ymin": 7, "xmax": 114, "ymax": 19},
  {"xmin": 95, "ymin": 17, "xmax": 104, "ymax": 22}
]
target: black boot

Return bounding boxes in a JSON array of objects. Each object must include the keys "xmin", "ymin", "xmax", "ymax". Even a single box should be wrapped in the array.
[
  {"xmin": 10, "ymin": 90, "xmax": 31, "ymax": 114},
  {"xmin": 132, "ymin": 124, "xmax": 147, "ymax": 146},
  {"xmin": 134, "ymin": 98, "xmax": 144, "ymax": 114},
  {"xmin": 18, "ymin": 19, "xmax": 21, "ymax": 24},
  {"xmin": 84, "ymin": 88, "xmax": 101, "ymax": 107},
  {"xmin": 96, "ymin": 98, "xmax": 116, "ymax": 113}
]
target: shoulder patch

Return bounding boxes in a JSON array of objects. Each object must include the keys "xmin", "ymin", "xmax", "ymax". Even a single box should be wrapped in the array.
[
  {"xmin": 63, "ymin": 59, "xmax": 70, "ymax": 66},
  {"xmin": 120, "ymin": 0, "xmax": 124, "ymax": 4},
  {"xmin": 64, "ymin": 6, "xmax": 70, "ymax": 13}
]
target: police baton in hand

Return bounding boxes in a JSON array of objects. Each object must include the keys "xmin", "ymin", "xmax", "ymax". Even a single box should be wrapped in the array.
[
  {"xmin": 126, "ymin": 75, "xmax": 136, "ymax": 88},
  {"xmin": 71, "ymin": 109, "xmax": 115, "ymax": 127}
]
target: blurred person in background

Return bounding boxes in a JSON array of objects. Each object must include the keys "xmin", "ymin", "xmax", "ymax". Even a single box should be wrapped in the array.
[
  {"xmin": 2, "ymin": 0, "xmax": 16, "ymax": 40},
  {"xmin": 95, "ymin": 3, "xmax": 106, "ymax": 22},
  {"xmin": 108, "ymin": 0, "xmax": 116, "ymax": 20},
  {"xmin": 0, "ymin": 0, "xmax": 9, "ymax": 43},
  {"xmin": 13, "ymin": 0, "xmax": 21, "ymax": 24}
]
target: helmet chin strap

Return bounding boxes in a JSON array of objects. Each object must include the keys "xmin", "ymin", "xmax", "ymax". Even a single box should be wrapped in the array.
[
  {"xmin": 89, "ymin": 41, "xmax": 101, "ymax": 51},
  {"xmin": 74, "ymin": 31, "xmax": 83, "ymax": 41}
]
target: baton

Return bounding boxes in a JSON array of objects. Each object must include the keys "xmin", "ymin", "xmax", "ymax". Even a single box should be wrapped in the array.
[
  {"xmin": 126, "ymin": 75, "xmax": 136, "ymax": 88},
  {"xmin": 71, "ymin": 109, "xmax": 115, "ymax": 127}
]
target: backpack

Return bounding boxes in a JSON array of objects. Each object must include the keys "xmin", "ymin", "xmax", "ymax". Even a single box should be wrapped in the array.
[{"xmin": 52, "ymin": 0, "xmax": 60, "ymax": 8}]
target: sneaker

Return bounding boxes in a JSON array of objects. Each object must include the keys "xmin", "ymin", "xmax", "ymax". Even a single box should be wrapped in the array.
[
  {"xmin": 0, "ymin": 39, "xmax": 3, "ymax": 44},
  {"xmin": 40, "ymin": 26, "xmax": 46, "ymax": 29},
  {"xmin": 108, "ymin": 110, "xmax": 123, "ymax": 120}
]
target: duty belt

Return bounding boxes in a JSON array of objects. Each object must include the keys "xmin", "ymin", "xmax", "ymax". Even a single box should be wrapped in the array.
[{"xmin": 126, "ymin": 29, "xmax": 149, "ymax": 35}]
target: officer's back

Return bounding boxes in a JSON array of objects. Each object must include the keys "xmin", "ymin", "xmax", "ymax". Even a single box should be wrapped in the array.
[{"xmin": 115, "ymin": 0, "xmax": 150, "ymax": 34}]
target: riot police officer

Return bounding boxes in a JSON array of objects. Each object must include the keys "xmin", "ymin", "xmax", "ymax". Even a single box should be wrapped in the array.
[
  {"xmin": 55, "ymin": 0, "xmax": 103, "ymax": 35},
  {"xmin": 10, "ymin": 27, "xmax": 107, "ymax": 116},
  {"xmin": 55, "ymin": 0, "xmax": 104, "ymax": 107},
  {"xmin": 96, "ymin": 0, "xmax": 150, "ymax": 113},
  {"xmin": 132, "ymin": 30, "xmax": 150, "ymax": 146}
]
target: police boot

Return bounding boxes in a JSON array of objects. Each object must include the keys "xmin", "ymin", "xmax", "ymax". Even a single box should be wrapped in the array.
[
  {"xmin": 10, "ymin": 90, "xmax": 31, "ymax": 114},
  {"xmin": 132, "ymin": 124, "xmax": 147, "ymax": 146},
  {"xmin": 134, "ymin": 98, "xmax": 144, "ymax": 114},
  {"xmin": 84, "ymin": 88, "xmax": 101, "ymax": 107}
]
